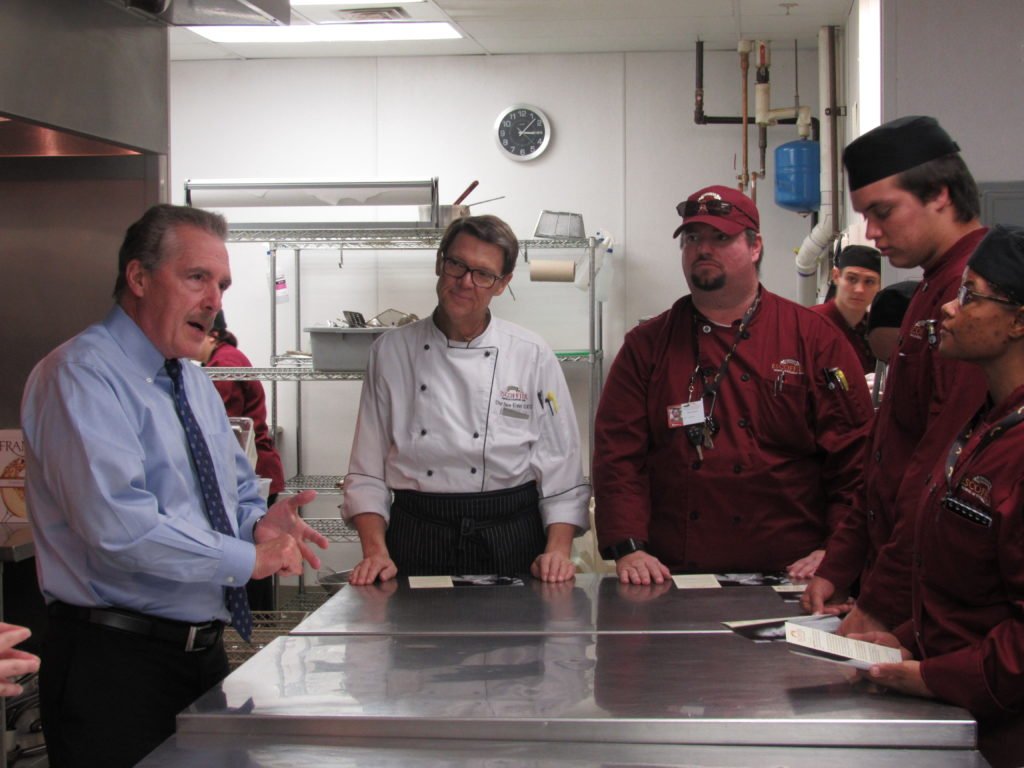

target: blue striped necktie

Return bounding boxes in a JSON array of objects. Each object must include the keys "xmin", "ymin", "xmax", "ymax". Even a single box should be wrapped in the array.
[{"xmin": 165, "ymin": 358, "xmax": 253, "ymax": 642}]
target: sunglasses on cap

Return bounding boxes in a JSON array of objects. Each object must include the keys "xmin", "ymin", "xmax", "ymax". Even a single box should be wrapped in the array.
[{"xmin": 676, "ymin": 198, "xmax": 756, "ymax": 226}]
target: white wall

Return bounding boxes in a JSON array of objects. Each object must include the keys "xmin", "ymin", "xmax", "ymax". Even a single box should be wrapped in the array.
[
  {"xmin": 168, "ymin": 45, "xmax": 826, "ymax": 525},
  {"xmin": 169, "ymin": 44, "xmax": 825, "ymax": 563},
  {"xmin": 882, "ymin": 0, "xmax": 1024, "ymax": 184}
]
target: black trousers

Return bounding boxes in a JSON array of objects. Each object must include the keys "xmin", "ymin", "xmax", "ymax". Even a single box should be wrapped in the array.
[{"xmin": 41, "ymin": 609, "xmax": 229, "ymax": 768}]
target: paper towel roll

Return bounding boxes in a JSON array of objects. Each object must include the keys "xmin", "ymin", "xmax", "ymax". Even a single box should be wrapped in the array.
[{"xmin": 530, "ymin": 260, "xmax": 576, "ymax": 282}]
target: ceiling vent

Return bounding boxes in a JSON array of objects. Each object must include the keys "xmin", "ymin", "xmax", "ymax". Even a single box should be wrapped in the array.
[
  {"xmin": 326, "ymin": 7, "xmax": 411, "ymax": 22},
  {"xmin": 119, "ymin": 0, "xmax": 290, "ymax": 26}
]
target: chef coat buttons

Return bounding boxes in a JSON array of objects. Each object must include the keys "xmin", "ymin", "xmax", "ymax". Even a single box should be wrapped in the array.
[
  {"xmin": 484, "ymin": 351, "xmax": 491, "ymax": 357},
  {"xmin": 226, "ymin": 576, "xmax": 235, "ymax": 584},
  {"xmin": 738, "ymin": 418, "xmax": 748, "ymax": 428},
  {"xmin": 470, "ymin": 467, "xmax": 477, "ymax": 474},
  {"xmin": 420, "ymin": 429, "xmax": 427, "ymax": 436},
  {"xmin": 867, "ymin": 509, "xmax": 875, "ymax": 520},
  {"xmin": 691, "ymin": 461, "xmax": 701, "ymax": 470},
  {"xmin": 426, "ymin": 470, "xmax": 434, "ymax": 477},
  {"xmin": 874, "ymin": 450, "xmax": 882, "ymax": 462},
  {"xmin": 701, "ymin": 324, "xmax": 712, "ymax": 334},
  {"xmin": 732, "ymin": 515, "xmax": 742, "ymax": 524},
  {"xmin": 732, "ymin": 464, "xmax": 742, "ymax": 474},
  {"xmin": 424, "ymin": 344, "xmax": 430, "ymax": 350},
  {"xmin": 420, "ymin": 384, "xmax": 427, "ymax": 391},
  {"xmin": 689, "ymin": 510, "xmax": 700, "ymax": 521},
  {"xmin": 473, "ymin": 432, "xmax": 480, "ymax": 439},
  {"xmin": 740, "ymin": 373, "xmax": 750, "ymax": 382}
]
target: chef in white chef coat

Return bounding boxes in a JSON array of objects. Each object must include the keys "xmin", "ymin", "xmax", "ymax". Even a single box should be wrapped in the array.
[{"xmin": 344, "ymin": 214, "xmax": 590, "ymax": 585}]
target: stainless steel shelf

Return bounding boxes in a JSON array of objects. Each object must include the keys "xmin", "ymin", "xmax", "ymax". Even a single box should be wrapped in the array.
[
  {"xmin": 204, "ymin": 366, "xmax": 363, "ymax": 381},
  {"xmin": 226, "ymin": 227, "xmax": 589, "ymax": 251},
  {"xmin": 286, "ymin": 474, "xmax": 345, "ymax": 493},
  {"xmin": 277, "ymin": 591, "xmax": 331, "ymax": 612},
  {"xmin": 205, "ymin": 351, "xmax": 595, "ymax": 382},
  {"xmin": 304, "ymin": 518, "xmax": 358, "ymax": 543}
]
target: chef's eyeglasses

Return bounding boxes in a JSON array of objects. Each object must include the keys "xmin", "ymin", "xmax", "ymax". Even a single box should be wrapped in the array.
[
  {"xmin": 957, "ymin": 283, "xmax": 1021, "ymax": 308},
  {"xmin": 441, "ymin": 256, "xmax": 504, "ymax": 288}
]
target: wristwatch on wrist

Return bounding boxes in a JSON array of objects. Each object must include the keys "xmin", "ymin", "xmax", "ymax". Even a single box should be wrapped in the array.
[{"xmin": 601, "ymin": 538, "xmax": 648, "ymax": 561}]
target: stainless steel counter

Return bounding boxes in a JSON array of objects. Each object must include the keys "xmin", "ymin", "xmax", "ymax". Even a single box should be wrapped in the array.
[
  {"xmin": 130, "ymin": 575, "xmax": 990, "ymax": 766},
  {"xmin": 177, "ymin": 632, "xmax": 975, "ymax": 749},
  {"xmin": 139, "ymin": 734, "xmax": 991, "ymax": 767},
  {"xmin": 292, "ymin": 573, "xmax": 804, "ymax": 636}
]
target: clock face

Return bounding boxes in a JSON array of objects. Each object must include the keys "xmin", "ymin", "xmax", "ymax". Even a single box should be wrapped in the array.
[{"xmin": 495, "ymin": 105, "xmax": 551, "ymax": 161}]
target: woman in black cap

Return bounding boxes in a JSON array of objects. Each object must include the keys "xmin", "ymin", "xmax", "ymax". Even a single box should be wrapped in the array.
[{"xmin": 853, "ymin": 224, "xmax": 1024, "ymax": 768}]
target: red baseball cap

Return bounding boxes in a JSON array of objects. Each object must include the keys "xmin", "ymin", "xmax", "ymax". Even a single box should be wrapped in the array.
[{"xmin": 673, "ymin": 185, "xmax": 760, "ymax": 238}]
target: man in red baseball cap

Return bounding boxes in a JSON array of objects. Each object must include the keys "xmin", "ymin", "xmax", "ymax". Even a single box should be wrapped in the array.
[{"xmin": 594, "ymin": 185, "xmax": 873, "ymax": 584}]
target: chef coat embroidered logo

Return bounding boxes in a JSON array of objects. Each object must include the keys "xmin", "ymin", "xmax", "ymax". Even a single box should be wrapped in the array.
[
  {"xmin": 497, "ymin": 385, "xmax": 532, "ymax": 420},
  {"xmin": 771, "ymin": 359, "xmax": 804, "ymax": 377},
  {"xmin": 959, "ymin": 475, "xmax": 992, "ymax": 508}
]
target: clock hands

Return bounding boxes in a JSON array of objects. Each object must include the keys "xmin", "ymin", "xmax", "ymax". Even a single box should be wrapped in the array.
[{"xmin": 517, "ymin": 116, "xmax": 537, "ymax": 137}]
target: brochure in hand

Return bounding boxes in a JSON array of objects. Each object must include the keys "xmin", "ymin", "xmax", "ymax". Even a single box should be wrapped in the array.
[{"xmin": 784, "ymin": 622, "xmax": 903, "ymax": 669}]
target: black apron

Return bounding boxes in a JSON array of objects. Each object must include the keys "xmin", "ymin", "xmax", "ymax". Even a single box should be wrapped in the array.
[{"xmin": 386, "ymin": 481, "xmax": 545, "ymax": 576}]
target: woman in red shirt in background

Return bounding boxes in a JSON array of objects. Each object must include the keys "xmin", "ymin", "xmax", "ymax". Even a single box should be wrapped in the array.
[{"xmin": 199, "ymin": 311, "xmax": 286, "ymax": 610}]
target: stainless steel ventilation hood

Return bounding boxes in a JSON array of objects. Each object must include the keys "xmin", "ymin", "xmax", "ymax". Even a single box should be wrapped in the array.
[{"xmin": 119, "ymin": 0, "xmax": 290, "ymax": 26}]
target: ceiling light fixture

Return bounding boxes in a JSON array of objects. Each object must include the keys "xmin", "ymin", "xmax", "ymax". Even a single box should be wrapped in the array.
[
  {"xmin": 291, "ymin": 1, "xmax": 424, "ymax": 5},
  {"xmin": 190, "ymin": 21, "xmax": 459, "ymax": 43}
]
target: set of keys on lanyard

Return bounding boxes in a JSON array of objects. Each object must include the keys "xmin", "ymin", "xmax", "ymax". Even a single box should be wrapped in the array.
[{"xmin": 685, "ymin": 397, "xmax": 720, "ymax": 461}]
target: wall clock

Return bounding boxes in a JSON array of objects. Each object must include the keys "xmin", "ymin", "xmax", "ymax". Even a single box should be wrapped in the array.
[{"xmin": 494, "ymin": 104, "xmax": 551, "ymax": 161}]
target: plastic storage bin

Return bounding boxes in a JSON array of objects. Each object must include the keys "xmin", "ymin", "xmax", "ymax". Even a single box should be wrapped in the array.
[{"xmin": 305, "ymin": 326, "xmax": 390, "ymax": 371}]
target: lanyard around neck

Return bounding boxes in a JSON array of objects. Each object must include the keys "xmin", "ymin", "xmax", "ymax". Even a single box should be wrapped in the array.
[
  {"xmin": 944, "ymin": 400, "xmax": 1024, "ymax": 492},
  {"xmin": 689, "ymin": 290, "xmax": 761, "ymax": 405}
]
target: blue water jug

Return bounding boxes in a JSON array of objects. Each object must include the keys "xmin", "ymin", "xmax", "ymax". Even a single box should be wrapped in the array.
[{"xmin": 775, "ymin": 140, "xmax": 820, "ymax": 212}]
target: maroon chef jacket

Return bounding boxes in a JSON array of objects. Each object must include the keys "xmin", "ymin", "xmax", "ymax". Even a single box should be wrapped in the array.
[
  {"xmin": 594, "ymin": 288, "xmax": 873, "ymax": 573},
  {"xmin": 807, "ymin": 300, "xmax": 875, "ymax": 374},
  {"xmin": 816, "ymin": 229, "xmax": 989, "ymax": 627},
  {"xmin": 892, "ymin": 385, "xmax": 1024, "ymax": 766},
  {"xmin": 206, "ymin": 342, "xmax": 286, "ymax": 495}
]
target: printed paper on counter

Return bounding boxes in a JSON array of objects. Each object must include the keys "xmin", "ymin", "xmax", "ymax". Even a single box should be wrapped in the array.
[
  {"xmin": 772, "ymin": 583, "xmax": 807, "ymax": 593},
  {"xmin": 408, "ymin": 575, "xmax": 454, "ymax": 589},
  {"xmin": 673, "ymin": 574, "xmax": 722, "ymax": 589},
  {"xmin": 784, "ymin": 622, "xmax": 903, "ymax": 669}
]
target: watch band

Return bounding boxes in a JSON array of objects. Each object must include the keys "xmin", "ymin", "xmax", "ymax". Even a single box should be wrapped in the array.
[{"xmin": 601, "ymin": 538, "xmax": 648, "ymax": 561}]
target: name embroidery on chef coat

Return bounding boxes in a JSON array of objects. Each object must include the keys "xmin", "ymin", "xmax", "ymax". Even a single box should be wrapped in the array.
[
  {"xmin": 497, "ymin": 385, "xmax": 533, "ymax": 420},
  {"xmin": 959, "ymin": 475, "xmax": 993, "ymax": 508}
]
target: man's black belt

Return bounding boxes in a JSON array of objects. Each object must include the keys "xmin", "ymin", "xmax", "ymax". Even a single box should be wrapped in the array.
[{"xmin": 49, "ymin": 601, "xmax": 224, "ymax": 653}]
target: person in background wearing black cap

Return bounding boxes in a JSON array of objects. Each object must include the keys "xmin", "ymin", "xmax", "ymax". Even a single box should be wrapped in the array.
[
  {"xmin": 197, "ymin": 310, "xmax": 287, "ymax": 610},
  {"xmin": 865, "ymin": 280, "xmax": 919, "ymax": 365},
  {"xmin": 805, "ymin": 116, "xmax": 989, "ymax": 631},
  {"xmin": 850, "ymin": 225, "xmax": 1024, "ymax": 768},
  {"xmin": 809, "ymin": 244, "xmax": 882, "ymax": 374},
  {"xmin": 594, "ymin": 185, "xmax": 873, "ymax": 584}
]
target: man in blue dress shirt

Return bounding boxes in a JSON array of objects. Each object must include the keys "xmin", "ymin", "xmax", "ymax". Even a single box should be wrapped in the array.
[{"xmin": 21, "ymin": 204, "xmax": 329, "ymax": 768}]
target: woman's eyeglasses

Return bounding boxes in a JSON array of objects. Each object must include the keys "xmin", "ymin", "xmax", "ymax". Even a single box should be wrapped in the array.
[
  {"xmin": 441, "ymin": 256, "xmax": 504, "ymax": 288},
  {"xmin": 957, "ymin": 283, "xmax": 1021, "ymax": 308}
]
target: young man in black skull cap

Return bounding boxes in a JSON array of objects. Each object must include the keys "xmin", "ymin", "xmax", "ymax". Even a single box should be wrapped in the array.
[
  {"xmin": 804, "ymin": 116, "xmax": 989, "ymax": 633},
  {"xmin": 809, "ymin": 244, "xmax": 882, "ymax": 374}
]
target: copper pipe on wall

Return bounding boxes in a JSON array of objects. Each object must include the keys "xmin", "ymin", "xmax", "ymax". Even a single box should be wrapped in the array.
[{"xmin": 739, "ymin": 42, "xmax": 751, "ymax": 193}]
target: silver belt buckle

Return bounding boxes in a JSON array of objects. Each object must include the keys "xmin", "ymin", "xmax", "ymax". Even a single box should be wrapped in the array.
[{"xmin": 185, "ymin": 625, "xmax": 198, "ymax": 652}]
